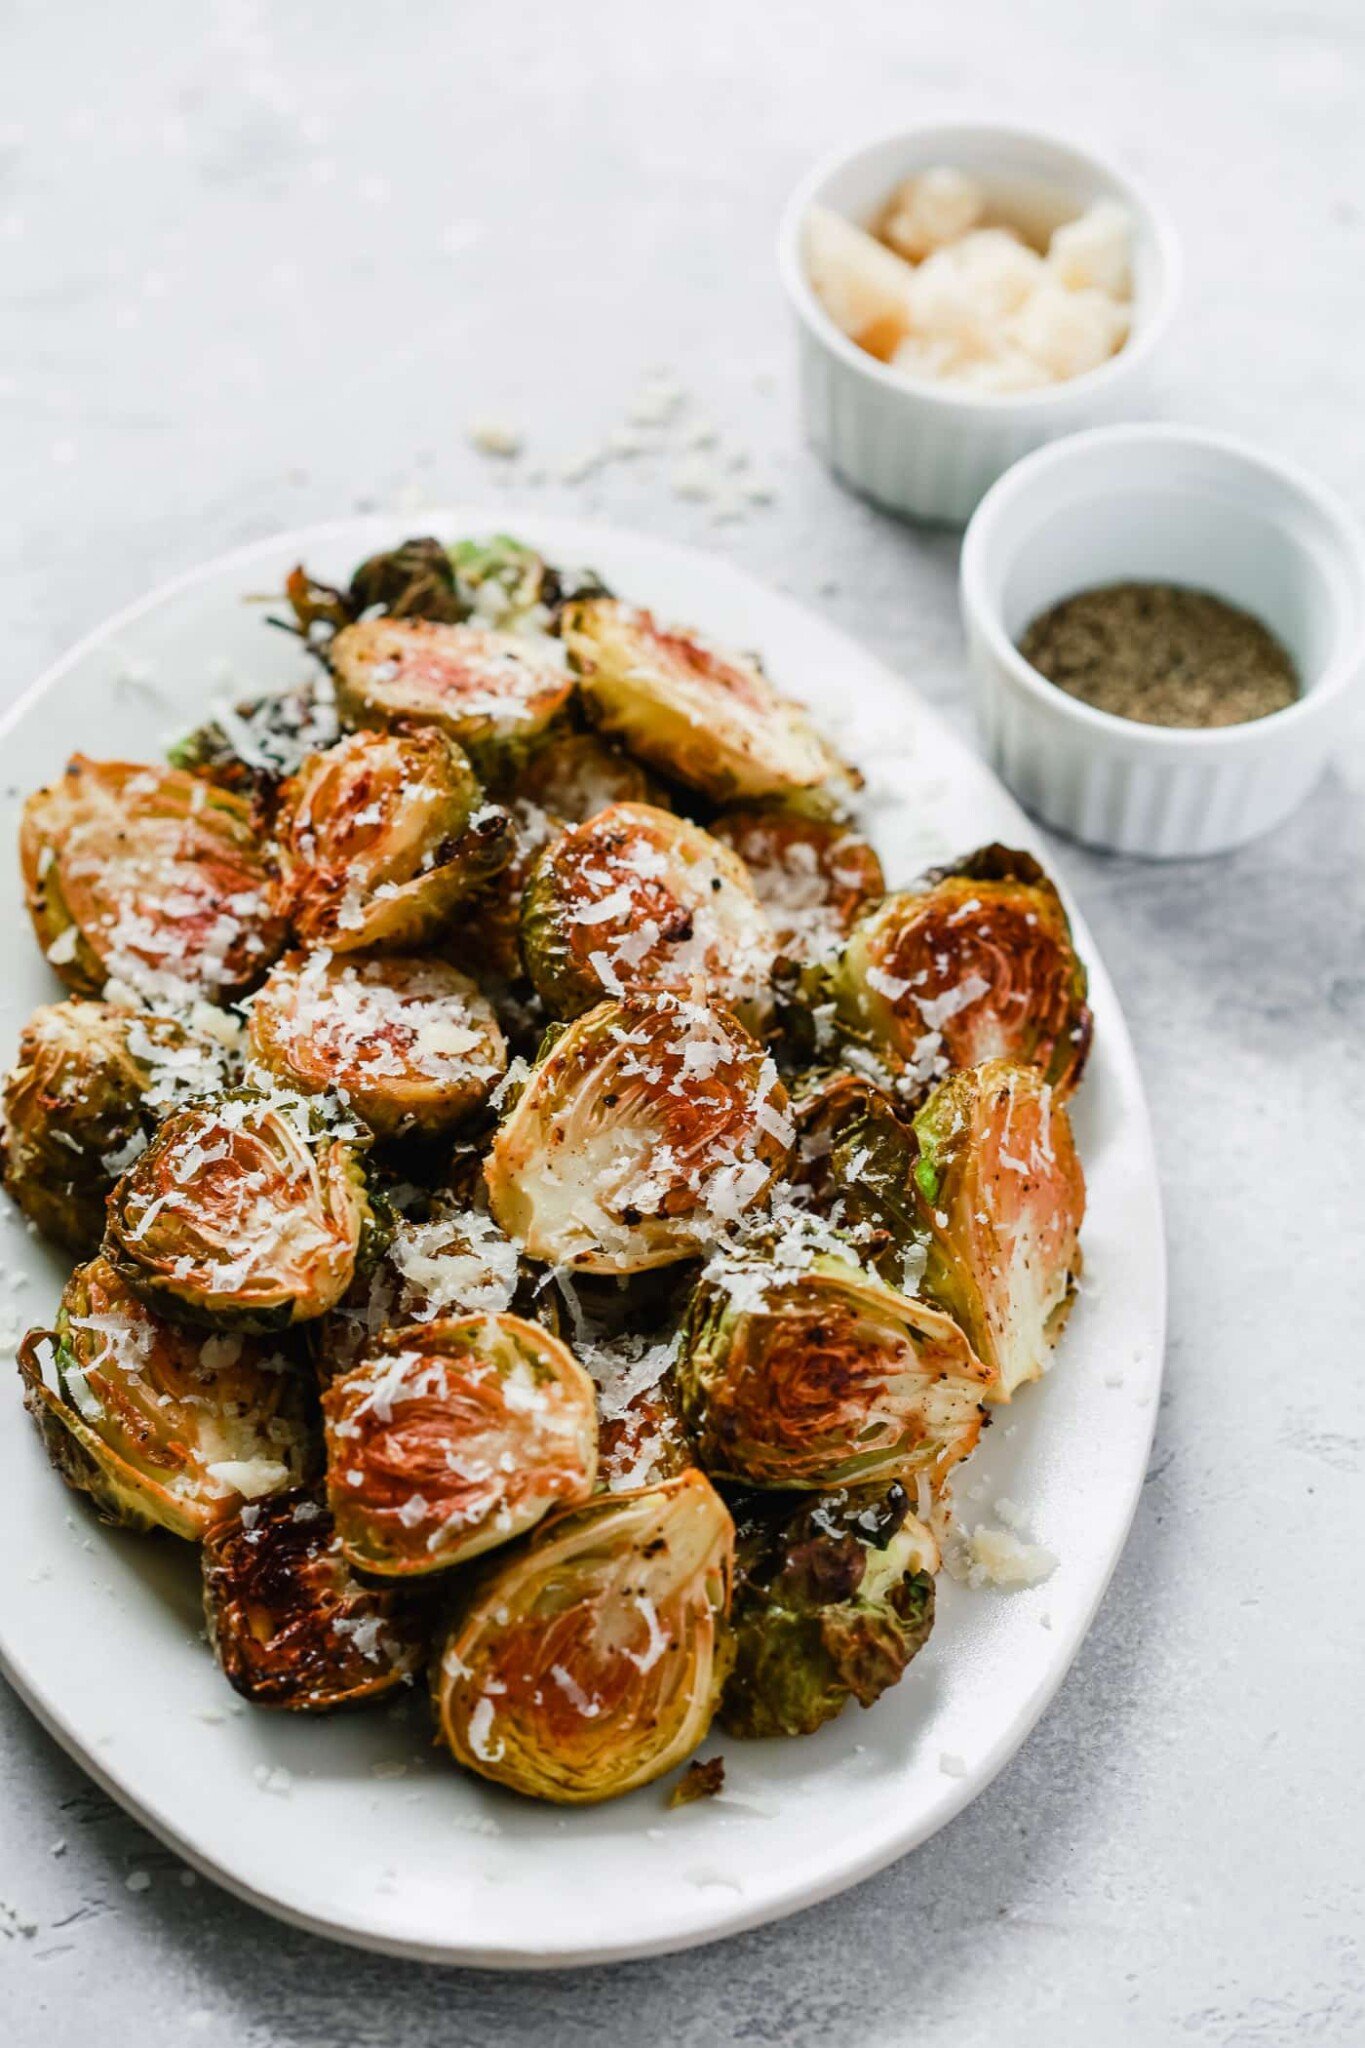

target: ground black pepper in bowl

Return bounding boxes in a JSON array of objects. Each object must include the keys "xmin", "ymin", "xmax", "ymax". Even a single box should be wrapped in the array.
[{"xmin": 1017, "ymin": 582, "xmax": 1300, "ymax": 728}]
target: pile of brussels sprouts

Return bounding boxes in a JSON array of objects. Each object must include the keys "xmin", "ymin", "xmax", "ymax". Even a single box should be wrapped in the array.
[{"xmin": 5, "ymin": 534, "xmax": 1091, "ymax": 1805}]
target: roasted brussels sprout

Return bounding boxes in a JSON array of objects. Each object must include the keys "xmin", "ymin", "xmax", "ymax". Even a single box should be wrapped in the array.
[
  {"xmin": 104, "ymin": 1092, "xmax": 377, "ymax": 1332},
  {"xmin": 322, "ymin": 1314, "xmax": 597, "ymax": 1576},
  {"xmin": 561, "ymin": 597, "xmax": 846, "ymax": 803},
  {"xmin": 677, "ymin": 1247, "xmax": 991, "ymax": 1489},
  {"xmin": 520, "ymin": 802, "xmax": 776, "ymax": 1023},
  {"xmin": 448, "ymin": 533, "xmax": 605, "ymax": 630},
  {"xmin": 248, "ymin": 951, "xmax": 506, "ymax": 1141},
  {"xmin": 709, "ymin": 807, "xmax": 884, "ymax": 964},
  {"xmin": 913, "ymin": 1059, "xmax": 1085, "ymax": 1399},
  {"xmin": 431, "ymin": 1470, "xmax": 734, "ymax": 1804},
  {"xmin": 18, "ymin": 1257, "xmax": 313, "ymax": 1538},
  {"xmin": 441, "ymin": 796, "xmax": 563, "ymax": 987},
  {"xmin": 720, "ymin": 1482, "xmax": 938, "ymax": 1738},
  {"xmin": 517, "ymin": 730, "xmax": 666, "ymax": 823},
  {"xmin": 1, "ymin": 1001, "xmax": 234, "ymax": 1255},
  {"xmin": 328, "ymin": 617, "xmax": 575, "ymax": 769},
  {"xmin": 831, "ymin": 845, "xmax": 1092, "ymax": 1099},
  {"xmin": 20, "ymin": 756, "xmax": 285, "ymax": 1004},
  {"xmin": 168, "ymin": 678, "xmax": 341, "ymax": 805},
  {"xmin": 202, "ymin": 1489, "xmax": 430, "ymax": 1709},
  {"xmin": 348, "ymin": 537, "xmax": 466, "ymax": 623},
  {"xmin": 271, "ymin": 726, "xmax": 511, "ymax": 952},
  {"xmin": 317, "ymin": 1197, "xmax": 537, "ymax": 1381},
  {"xmin": 485, "ymin": 996, "xmax": 794, "ymax": 1273},
  {"xmin": 792, "ymin": 1068, "xmax": 931, "ymax": 1294}
]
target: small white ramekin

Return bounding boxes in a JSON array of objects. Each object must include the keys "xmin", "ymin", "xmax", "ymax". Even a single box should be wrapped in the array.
[
  {"xmin": 778, "ymin": 121, "xmax": 1180, "ymax": 527},
  {"xmin": 959, "ymin": 424, "xmax": 1365, "ymax": 857}
]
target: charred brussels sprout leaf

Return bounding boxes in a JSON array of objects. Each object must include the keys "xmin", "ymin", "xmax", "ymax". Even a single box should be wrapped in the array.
[
  {"xmin": 431, "ymin": 1470, "xmax": 734, "ymax": 1804},
  {"xmin": 272, "ymin": 726, "xmax": 511, "ymax": 952},
  {"xmin": 912, "ymin": 1058, "xmax": 1085, "ymax": 1399},
  {"xmin": 710, "ymin": 807, "xmax": 884, "ymax": 964},
  {"xmin": 18, "ymin": 1257, "xmax": 314, "ymax": 1538},
  {"xmin": 485, "ymin": 995, "xmax": 794, "ymax": 1273},
  {"xmin": 202, "ymin": 1489, "xmax": 430, "ymax": 1709},
  {"xmin": 167, "ymin": 679, "xmax": 342, "ymax": 807},
  {"xmin": 248, "ymin": 951, "xmax": 506, "ymax": 1141},
  {"xmin": 596, "ymin": 1375, "xmax": 697, "ymax": 1493},
  {"xmin": 562, "ymin": 597, "xmax": 848, "ymax": 804},
  {"xmin": 449, "ymin": 534, "xmax": 607, "ymax": 628},
  {"xmin": 328, "ymin": 617, "xmax": 575, "ymax": 771},
  {"xmin": 283, "ymin": 565, "xmax": 355, "ymax": 637},
  {"xmin": 20, "ymin": 756, "xmax": 285, "ymax": 1004},
  {"xmin": 348, "ymin": 537, "xmax": 466, "ymax": 623},
  {"xmin": 720, "ymin": 1483, "xmax": 938, "ymax": 1738},
  {"xmin": 441, "ymin": 796, "xmax": 564, "ymax": 988},
  {"xmin": 323, "ymin": 1314, "xmax": 598, "ymax": 1576},
  {"xmin": 104, "ymin": 1093, "xmax": 377, "ymax": 1332},
  {"xmin": 832, "ymin": 844, "xmax": 1092, "ymax": 1101},
  {"xmin": 1, "ymin": 1001, "xmax": 235, "ymax": 1256},
  {"xmin": 677, "ymin": 1247, "xmax": 993, "ymax": 1489},
  {"xmin": 520, "ymin": 802, "xmax": 776, "ymax": 1024},
  {"xmin": 516, "ymin": 730, "xmax": 668, "ymax": 823},
  {"xmin": 792, "ymin": 1069, "xmax": 932, "ymax": 1296}
]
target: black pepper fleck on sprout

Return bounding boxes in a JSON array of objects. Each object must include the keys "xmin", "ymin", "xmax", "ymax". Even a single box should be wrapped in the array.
[{"xmin": 1018, "ymin": 582, "xmax": 1299, "ymax": 729}]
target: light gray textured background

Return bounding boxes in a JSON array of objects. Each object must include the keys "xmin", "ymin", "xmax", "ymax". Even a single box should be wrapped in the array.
[{"xmin": 3, "ymin": 2, "xmax": 1363, "ymax": 2042}]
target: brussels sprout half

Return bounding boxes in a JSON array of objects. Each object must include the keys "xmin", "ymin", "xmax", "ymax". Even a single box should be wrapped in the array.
[
  {"xmin": 329, "ymin": 617, "xmax": 575, "ymax": 771},
  {"xmin": 485, "ymin": 996, "xmax": 795, "ymax": 1274},
  {"xmin": 248, "ymin": 951, "xmax": 506, "ymax": 1141},
  {"xmin": 202, "ymin": 1489, "xmax": 431, "ymax": 1709},
  {"xmin": 831, "ymin": 844, "xmax": 1092, "ymax": 1100},
  {"xmin": 561, "ymin": 597, "xmax": 847, "ymax": 803},
  {"xmin": 520, "ymin": 802, "xmax": 776, "ymax": 1024},
  {"xmin": 20, "ymin": 756, "xmax": 285, "ymax": 1004},
  {"xmin": 323, "ymin": 1314, "xmax": 598, "ymax": 1576},
  {"xmin": 710, "ymin": 807, "xmax": 884, "ymax": 964},
  {"xmin": 516, "ymin": 730, "xmax": 666, "ymax": 823},
  {"xmin": 431, "ymin": 1470, "xmax": 734, "ymax": 1804},
  {"xmin": 913, "ymin": 1058, "xmax": 1085, "ymax": 1400},
  {"xmin": 677, "ymin": 1247, "xmax": 993, "ymax": 1490},
  {"xmin": 104, "ymin": 1092, "xmax": 378, "ymax": 1332},
  {"xmin": 18, "ymin": 1257, "xmax": 314, "ymax": 1539},
  {"xmin": 720, "ymin": 1482, "xmax": 938, "ymax": 1738},
  {"xmin": 1, "ymin": 1001, "xmax": 235, "ymax": 1256},
  {"xmin": 272, "ymin": 726, "xmax": 511, "ymax": 952}
]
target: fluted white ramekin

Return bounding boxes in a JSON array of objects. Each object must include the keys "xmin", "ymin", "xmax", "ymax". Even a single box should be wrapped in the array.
[
  {"xmin": 959, "ymin": 424, "xmax": 1365, "ymax": 857},
  {"xmin": 778, "ymin": 122, "xmax": 1180, "ymax": 527}
]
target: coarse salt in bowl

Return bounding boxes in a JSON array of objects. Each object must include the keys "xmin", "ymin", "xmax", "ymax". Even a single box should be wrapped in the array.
[
  {"xmin": 959, "ymin": 423, "xmax": 1365, "ymax": 857},
  {"xmin": 778, "ymin": 121, "xmax": 1181, "ymax": 526}
]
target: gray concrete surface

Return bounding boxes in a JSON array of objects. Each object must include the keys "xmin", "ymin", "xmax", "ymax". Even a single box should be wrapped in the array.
[{"xmin": 2, "ymin": 1, "xmax": 1363, "ymax": 2041}]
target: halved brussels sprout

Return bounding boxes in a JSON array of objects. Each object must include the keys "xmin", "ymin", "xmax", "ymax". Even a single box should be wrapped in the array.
[
  {"xmin": 709, "ymin": 806, "xmax": 884, "ymax": 964},
  {"xmin": 19, "ymin": 756, "xmax": 285, "ymax": 1003},
  {"xmin": 831, "ymin": 845, "xmax": 1092, "ymax": 1099},
  {"xmin": 1, "ymin": 1001, "xmax": 234, "ymax": 1255},
  {"xmin": 720, "ymin": 1482, "xmax": 938, "ymax": 1738},
  {"xmin": 561, "ymin": 597, "xmax": 846, "ymax": 803},
  {"xmin": 202, "ymin": 1489, "xmax": 430, "ymax": 1708},
  {"xmin": 443, "ymin": 796, "xmax": 564, "ymax": 987},
  {"xmin": 318, "ymin": 1199, "xmax": 533, "ymax": 1381},
  {"xmin": 248, "ymin": 951, "xmax": 506, "ymax": 1141},
  {"xmin": 677, "ymin": 1247, "xmax": 992, "ymax": 1489},
  {"xmin": 329, "ymin": 618, "xmax": 575, "ymax": 768},
  {"xmin": 168, "ymin": 678, "xmax": 342, "ymax": 806},
  {"xmin": 517, "ymin": 730, "xmax": 666, "ymax": 822},
  {"xmin": 597, "ymin": 1377, "xmax": 696, "ymax": 1493},
  {"xmin": 792, "ymin": 1068, "xmax": 931, "ymax": 1295},
  {"xmin": 520, "ymin": 802, "xmax": 776, "ymax": 1023},
  {"xmin": 104, "ymin": 1092, "xmax": 377, "ymax": 1331},
  {"xmin": 431, "ymin": 1470, "xmax": 733, "ymax": 1804},
  {"xmin": 912, "ymin": 1059, "xmax": 1085, "ymax": 1400},
  {"xmin": 272, "ymin": 726, "xmax": 511, "ymax": 952},
  {"xmin": 17, "ymin": 1257, "xmax": 314, "ymax": 1538},
  {"xmin": 322, "ymin": 1314, "xmax": 598, "ymax": 1576},
  {"xmin": 485, "ymin": 996, "xmax": 794, "ymax": 1273}
]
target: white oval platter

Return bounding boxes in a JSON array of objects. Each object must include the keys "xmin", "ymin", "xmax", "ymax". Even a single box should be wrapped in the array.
[{"xmin": 0, "ymin": 511, "xmax": 1165, "ymax": 1968}]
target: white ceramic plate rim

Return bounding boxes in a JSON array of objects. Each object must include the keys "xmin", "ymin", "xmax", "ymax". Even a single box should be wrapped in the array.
[{"xmin": 0, "ymin": 511, "xmax": 1166, "ymax": 1967}]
